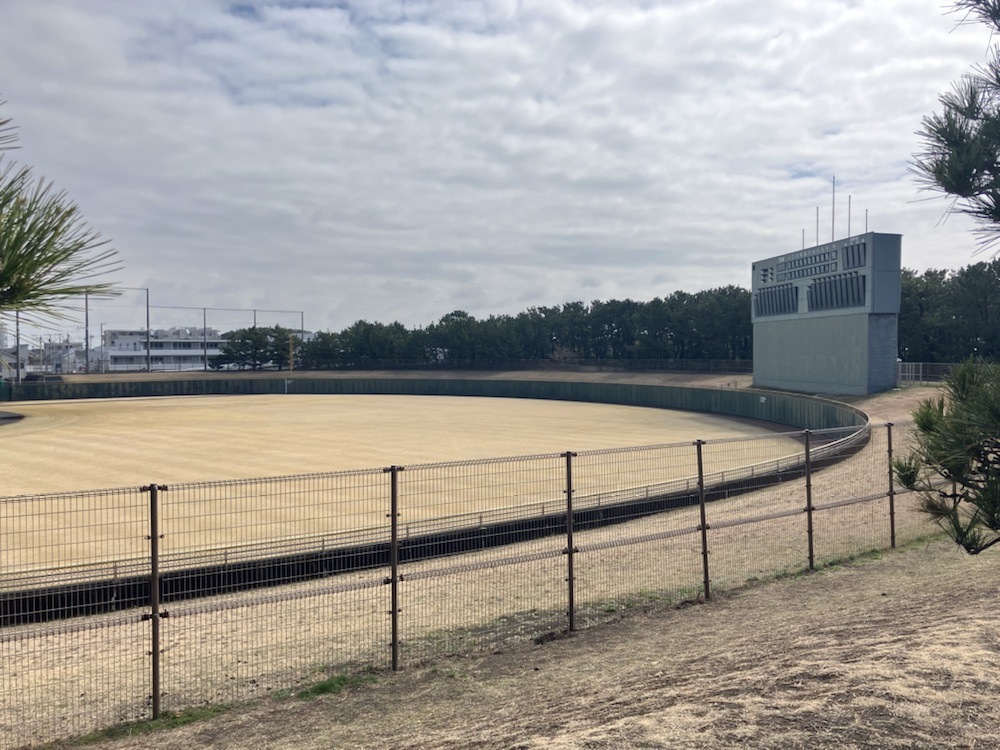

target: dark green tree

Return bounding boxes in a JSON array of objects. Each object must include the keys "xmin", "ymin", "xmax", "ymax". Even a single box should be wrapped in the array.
[
  {"xmin": 425, "ymin": 311, "xmax": 480, "ymax": 364},
  {"xmin": 552, "ymin": 301, "xmax": 591, "ymax": 359},
  {"xmin": 691, "ymin": 286, "xmax": 752, "ymax": 360},
  {"xmin": 267, "ymin": 325, "xmax": 301, "ymax": 370},
  {"xmin": 894, "ymin": 359, "xmax": 1000, "ymax": 553},
  {"xmin": 217, "ymin": 326, "xmax": 271, "ymax": 370},
  {"xmin": 475, "ymin": 315, "xmax": 521, "ymax": 362},
  {"xmin": 339, "ymin": 319, "xmax": 423, "ymax": 367},
  {"xmin": 948, "ymin": 260, "xmax": 1000, "ymax": 356},
  {"xmin": 298, "ymin": 330, "xmax": 344, "ymax": 369},
  {"xmin": 663, "ymin": 291, "xmax": 697, "ymax": 359},
  {"xmin": 898, "ymin": 269, "xmax": 954, "ymax": 361},
  {"xmin": 289, "ymin": 284, "xmax": 762, "ymax": 371},
  {"xmin": 590, "ymin": 299, "xmax": 640, "ymax": 359},
  {"xmin": 509, "ymin": 309, "xmax": 556, "ymax": 360}
]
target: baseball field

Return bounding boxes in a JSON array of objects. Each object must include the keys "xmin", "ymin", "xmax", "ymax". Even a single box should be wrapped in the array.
[
  {"xmin": 1, "ymin": 392, "xmax": 807, "ymax": 575},
  {"xmin": 0, "ymin": 378, "xmax": 976, "ymax": 750},
  {"xmin": 1, "ymin": 392, "xmax": 799, "ymax": 495}
]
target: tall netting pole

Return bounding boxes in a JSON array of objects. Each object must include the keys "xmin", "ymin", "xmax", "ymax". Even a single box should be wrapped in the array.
[
  {"xmin": 145, "ymin": 483, "xmax": 162, "ymax": 719},
  {"xmin": 696, "ymin": 440, "xmax": 711, "ymax": 600},
  {"xmin": 887, "ymin": 423, "xmax": 897, "ymax": 549},
  {"xmin": 564, "ymin": 451, "xmax": 577, "ymax": 633},
  {"xmin": 805, "ymin": 431, "xmax": 814, "ymax": 570},
  {"xmin": 385, "ymin": 466, "xmax": 402, "ymax": 671}
]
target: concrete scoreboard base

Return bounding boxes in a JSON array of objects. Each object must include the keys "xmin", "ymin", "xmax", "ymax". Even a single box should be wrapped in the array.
[{"xmin": 752, "ymin": 312, "xmax": 897, "ymax": 395}]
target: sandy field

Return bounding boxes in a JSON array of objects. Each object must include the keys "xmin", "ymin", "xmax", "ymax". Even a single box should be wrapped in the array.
[
  {"xmin": 0, "ymin": 392, "xmax": 796, "ymax": 496},
  {"xmin": 0, "ymin": 391, "xmax": 806, "ymax": 575}
]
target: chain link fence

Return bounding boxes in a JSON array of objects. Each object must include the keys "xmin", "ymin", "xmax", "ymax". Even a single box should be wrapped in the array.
[
  {"xmin": 0, "ymin": 421, "xmax": 933, "ymax": 748},
  {"xmin": 896, "ymin": 361, "xmax": 957, "ymax": 385}
]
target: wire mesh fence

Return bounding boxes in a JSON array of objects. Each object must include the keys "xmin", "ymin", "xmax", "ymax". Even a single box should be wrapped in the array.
[
  {"xmin": 1, "ymin": 421, "xmax": 944, "ymax": 749},
  {"xmin": 0, "ymin": 487, "xmax": 151, "ymax": 747},
  {"xmin": 396, "ymin": 454, "xmax": 568, "ymax": 662},
  {"xmin": 896, "ymin": 361, "xmax": 956, "ymax": 385},
  {"xmin": 569, "ymin": 441, "xmax": 703, "ymax": 631}
]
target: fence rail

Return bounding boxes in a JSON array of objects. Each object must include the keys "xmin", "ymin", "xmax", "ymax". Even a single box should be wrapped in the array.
[
  {"xmin": 0, "ymin": 420, "xmax": 924, "ymax": 749},
  {"xmin": 896, "ymin": 361, "xmax": 960, "ymax": 384}
]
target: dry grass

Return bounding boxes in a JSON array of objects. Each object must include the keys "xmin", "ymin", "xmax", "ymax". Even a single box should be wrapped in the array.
[
  {"xmin": 0, "ymin": 392, "xmax": 777, "ymax": 495},
  {"xmin": 45, "ymin": 535, "xmax": 1000, "ymax": 750}
]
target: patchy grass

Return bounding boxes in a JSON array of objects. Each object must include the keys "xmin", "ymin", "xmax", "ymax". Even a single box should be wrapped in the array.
[
  {"xmin": 49, "ymin": 705, "xmax": 234, "ymax": 747},
  {"xmin": 292, "ymin": 674, "xmax": 376, "ymax": 701},
  {"xmin": 50, "ymin": 534, "xmax": 1000, "ymax": 750},
  {"xmin": 44, "ymin": 671, "xmax": 377, "ymax": 749}
]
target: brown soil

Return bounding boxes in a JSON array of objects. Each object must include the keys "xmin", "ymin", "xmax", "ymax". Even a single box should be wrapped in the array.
[
  {"xmin": 0, "ymin": 391, "xmax": 795, "ymax": 495},
  {"xmin": 51, "ymin": 537, "xmax": 999, "ymax": 750},
  {"xmin": 30, "ymin": 381, "xmax": 985, "ymax": 750},
  {"xmin": 1, "ymin": 391, "xmax": 800, "ymax": 580}
]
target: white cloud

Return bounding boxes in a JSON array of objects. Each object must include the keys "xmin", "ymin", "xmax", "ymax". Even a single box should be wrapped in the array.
[{"xmin": 0, "ymin": 0, "xmax": 991, "ymax": 337}]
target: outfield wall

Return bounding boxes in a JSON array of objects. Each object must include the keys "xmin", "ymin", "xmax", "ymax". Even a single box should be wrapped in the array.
[{"xmin": 2, "ymin": 376, "xmax": 867, "ymax": 431}]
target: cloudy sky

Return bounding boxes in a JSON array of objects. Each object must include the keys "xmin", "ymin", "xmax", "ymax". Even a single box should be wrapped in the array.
[{"xmin": 0, "ymin": 0, "xmax": 993, "ymax": 337}]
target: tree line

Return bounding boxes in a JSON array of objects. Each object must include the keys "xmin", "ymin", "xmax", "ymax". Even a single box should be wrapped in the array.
[
  {"xmin": 214, "ymin": 285, "xmax": 752, "ymax": 370},
  {"xmin": 214, "ymin": 259, "xmax": 1000, "ymax": 371},
  {"xmin": 899, "ymin": 259, "xmax": 1000, "ymax": 362}
]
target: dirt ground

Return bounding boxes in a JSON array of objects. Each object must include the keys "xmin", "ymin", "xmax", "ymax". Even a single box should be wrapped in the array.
[
  {"xmin": 56, "ymin": 537, "xmax": 998, "ymax": 750},
  {"xmin": 31, "ymin": 381, "xmax": 984, "ymax": 750},
  {"xmin": 1, "ymin": 382, "xmax": 784, "ymax": 496}
]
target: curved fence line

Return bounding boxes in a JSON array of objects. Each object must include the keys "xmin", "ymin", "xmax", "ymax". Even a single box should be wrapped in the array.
[
  {"xmin": 4, "ymin": 381, "xmax": 915, "ymax": 750},
  {"xmin": 0, "ymin": 380, "xmax": 870, "ymax": 624},
  {"xmin": 0, "ymin": 426, "xmax": 865, "ymax": 586},
  {"xmin": 0, "ymin": 426, "xmax": 871, "ymax": 625}
]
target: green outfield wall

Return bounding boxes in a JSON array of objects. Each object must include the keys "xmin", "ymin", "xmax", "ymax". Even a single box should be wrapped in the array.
[{"xmin": 2, "ymin": 376, "xmax": 867, "ymax": 431}]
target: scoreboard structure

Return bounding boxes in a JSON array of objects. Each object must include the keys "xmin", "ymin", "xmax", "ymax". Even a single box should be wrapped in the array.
[{"xmin": 751, "ymin": 232, "xmax": 901, "ymax": 395}]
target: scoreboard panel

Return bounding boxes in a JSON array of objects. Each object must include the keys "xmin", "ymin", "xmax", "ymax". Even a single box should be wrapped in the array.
[
  {"xmin": 751, "ymin": 232, "xmax": 901, "ymax": 322},
  {"xmin": 751, "ymin": 232, "xmax": 901, "ymax": 395}
]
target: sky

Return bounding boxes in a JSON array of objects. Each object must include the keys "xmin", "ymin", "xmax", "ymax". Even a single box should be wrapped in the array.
[{"xmin": 0, "ymin": 0, "xmax": 994, "ymax": 340}]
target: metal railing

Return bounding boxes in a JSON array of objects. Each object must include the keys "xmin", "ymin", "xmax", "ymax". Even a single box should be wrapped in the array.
[
  {"xmin": 0, "ymin": 421, "xmax": 923, "ymax": 749},
  {"xmin": 896, "ymin": 361, "xmax": 958, "ymax": 384}
]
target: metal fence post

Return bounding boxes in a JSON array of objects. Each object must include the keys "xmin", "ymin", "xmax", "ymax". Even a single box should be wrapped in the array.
[
  {"xmin": 887, "ymin": 423, "xmax": 897, "ymax": 549},
  {"xmin": 563, "ymin": 451, "xmax": 577, "ymax": 632},
  {"xmin": 695, "ymin": 440, "xmax": 710, "ymax": 601},
  {"xmin": 384, "ymin": 466, "xmax": 403, "ymax": 671},
  {"xmin": 805, "ymin": 431, "xmax": 814, "ymax": 570},
  {"xmin": 144, "ymin": 483, "xmax": 162, "ymax": 720}
]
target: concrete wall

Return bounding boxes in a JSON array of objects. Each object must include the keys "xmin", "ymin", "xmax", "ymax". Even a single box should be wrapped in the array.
[
  {"xmin": 867, "ymin": 314, "xmax": 899, "ymax": 393},
  {"xmin": 752, "ymin": 314, "xmax": 898, "ymax": 396},
  {"xmin": 2, "ymin": 376, "xmax": 868, "ymax": 432}
]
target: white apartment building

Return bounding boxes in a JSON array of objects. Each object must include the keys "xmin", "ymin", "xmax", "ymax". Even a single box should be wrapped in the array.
[
  {"xmin": 101, "ymin": 327, "xmax": 226, "ymax": 372},
  {"xmin": 0, "ymin": 345, "xmax": 28, "ymax": 380}
]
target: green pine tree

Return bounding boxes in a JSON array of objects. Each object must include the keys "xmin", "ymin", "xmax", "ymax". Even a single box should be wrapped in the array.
[
  {"xmin": 894, "ymin": 360, "xmax": 1000, "ymax": 553},
  {"xmin": 0, "ymin": 97, "xmax": 119, "ymax": 321}
]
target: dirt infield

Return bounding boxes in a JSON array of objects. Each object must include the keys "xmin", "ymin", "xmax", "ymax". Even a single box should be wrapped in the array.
[{"xmin": 1, "ymin": 392, "xmax": 794, "ymax": 496}]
